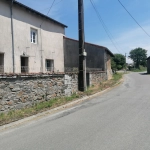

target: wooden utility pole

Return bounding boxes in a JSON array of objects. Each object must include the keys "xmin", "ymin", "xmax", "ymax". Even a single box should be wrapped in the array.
[{"xmin": 78, "ymin": 0, "xmax": 87, "ymax": 91}]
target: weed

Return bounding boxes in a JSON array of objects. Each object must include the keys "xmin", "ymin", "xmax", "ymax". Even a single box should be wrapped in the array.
[{"xmin": 130, "ymin": 66, "xmax": 147, "ymax": 72}]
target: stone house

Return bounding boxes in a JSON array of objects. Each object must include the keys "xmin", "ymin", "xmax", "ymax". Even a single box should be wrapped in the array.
[
  {"xmin": 0, "ymin": 0, "xmax": 67, "ymax": 74},
  {"xmin": 0, "ymin": 1, "xmax": 115, "ymax": 112},
  {"xmin": 63, "ymin": 37, "xmax": 114, "ymax": 80}
]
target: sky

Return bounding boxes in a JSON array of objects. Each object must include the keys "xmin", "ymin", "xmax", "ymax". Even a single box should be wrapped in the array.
[{"xmin": 17, "ymin": 0, "xmax": 150, "ymax": 63}]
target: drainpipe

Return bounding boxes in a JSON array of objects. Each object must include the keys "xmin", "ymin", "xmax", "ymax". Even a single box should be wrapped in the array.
[
  {"xmin": 10, "ymin": 0, "xmax": 15, "ymax": 73},
  {"xmin": 40, "ymin": 25, "xmax": 43, "ymax": 73}
]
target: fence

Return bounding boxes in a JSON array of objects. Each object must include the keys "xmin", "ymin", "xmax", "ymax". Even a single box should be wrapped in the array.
[{"xmin": 21, "ymin": 66, "xmax": 28, "ymax": 73}]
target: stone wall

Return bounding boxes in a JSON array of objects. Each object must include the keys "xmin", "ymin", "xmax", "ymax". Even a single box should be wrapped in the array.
[
  {"xmin": 65, "ymin": 74, "xmax": 78, "ymax": 96},
  {"xmin": 0, "ymin": 72, "xmax": 107, "ymax": 112},
  {"xmin": 89, "ymin": 72, "xmax": 107, "ymax": 86},
  {"xmin": 0, "ymin": 74, "xmax": 78, "ymax": 112},
  {"xmin": 106, "ymin": 53, "xmax": 113, "ymax": 80}
]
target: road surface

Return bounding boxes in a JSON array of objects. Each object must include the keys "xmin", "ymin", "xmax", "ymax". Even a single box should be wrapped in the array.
[{"xmin": 0, "ymin": 72, "xmax": 150, "ymax": 150}]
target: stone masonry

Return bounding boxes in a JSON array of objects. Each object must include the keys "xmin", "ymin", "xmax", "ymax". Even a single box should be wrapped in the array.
[
  {"xmin": 0, "ymin": 74, "xmax": 78, "ymax": 112},
  {"xmin": 89, "ymin": 72, "xmax": 107, "ymax": 86},
  {"xmin": 0, "ymin": 72, "xmax": 106, "ymax": 112}
]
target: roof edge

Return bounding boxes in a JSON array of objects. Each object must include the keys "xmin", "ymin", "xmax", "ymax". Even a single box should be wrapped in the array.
[
  {"xmin": 11, "ymin": 0, "xmax": 67, "ymax": 28},
  {"xmin": 63, "ymin": 36, "xmax": 114, "ymax": 57}
]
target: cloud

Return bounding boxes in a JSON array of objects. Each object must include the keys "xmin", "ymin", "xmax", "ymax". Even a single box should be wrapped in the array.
[{"xmin": 96, "ymin": 23, "xmax": 150, "ymax": 63}]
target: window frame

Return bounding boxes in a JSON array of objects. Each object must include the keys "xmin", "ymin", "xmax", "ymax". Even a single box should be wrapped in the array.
[
  {"xmin": 31, "ymin": 28, "xmax": 37, "ymax": 44},
  {"xmin": 45, "ymin": 59, "xmax": 54, "ymax": 72}
]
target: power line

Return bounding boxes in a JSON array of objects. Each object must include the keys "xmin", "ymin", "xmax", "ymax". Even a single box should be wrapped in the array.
[
  {"xmin": 40, "ymin": 0, "xmax": 64, "ymax": 12},
  {"xmin": 118, "ymin": 0, "xmax": 150, "ymax": 38},
  {"xmin": 90, "ymin": 0, "xmax": 122, "ymax": 54},
  {"xmin": 41, "ymin": 0, "xmax": 56, "ymax": 26}
]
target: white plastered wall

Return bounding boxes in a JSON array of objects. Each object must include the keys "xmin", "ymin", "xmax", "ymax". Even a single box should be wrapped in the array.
[
  {"xmin": 0, "ymin": 0, "xmax": 13, "ymax": 73},
  {"xmin": 0, "ymin": 0, "xmax": 65, "ymax": 73}
]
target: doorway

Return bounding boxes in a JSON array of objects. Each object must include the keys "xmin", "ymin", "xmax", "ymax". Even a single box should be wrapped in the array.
[
  {"xmin": 21, "ymin": 57, "xmax": 28, "ymax": 73},
  {"xmin": 86, "ymin": 73, "xmax": 90, "ymax": 87},
  {"xmin": 0, "ymin": 54, "xmax": 4, "ymax": 73}
]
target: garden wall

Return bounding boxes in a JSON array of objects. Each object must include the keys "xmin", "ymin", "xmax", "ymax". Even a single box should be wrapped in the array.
[{"xmin": 0, "ymin": 72, "xmax": 106, "ymax": 112}]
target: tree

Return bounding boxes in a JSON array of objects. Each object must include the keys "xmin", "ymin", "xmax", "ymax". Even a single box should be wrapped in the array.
[
  {"xmin": 111, "ymin": 59, "xmax": 117, "ymax": 73},
  {"xmin": 129, "ymin": 47, "xmax": 147, "ymax": 69},
  {"xmin": 111, "ymin": 54, "xmax": 126, "ymax": 71}
]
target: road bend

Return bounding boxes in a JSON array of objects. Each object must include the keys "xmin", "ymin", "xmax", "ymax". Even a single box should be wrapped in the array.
[{"xmin": 0, "ymin": 72, "xmax": 150, "ymax": 150}]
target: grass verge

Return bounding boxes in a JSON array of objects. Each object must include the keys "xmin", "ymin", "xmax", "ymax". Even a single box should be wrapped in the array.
[
  {"xmin": 130, "ymin": 66, "xmax": 147, "ymax": 72},
  {"xmin": 84, "ymin": 73, "xmax": 123, "ymax": 96},
  {"xmin": 0, "ymin": 73, "xmax": 123, "ymax": 126}
]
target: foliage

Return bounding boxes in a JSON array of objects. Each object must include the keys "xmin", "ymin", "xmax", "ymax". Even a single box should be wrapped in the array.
[
  {"xmin": 113, "ymin": 73, "xmax": 123, "ymax": 81},
  {"xmin": 129, "ymin": 66, "xmax": 147, "ymax": 72},
  {"xmin": 111, "ymin": 59, "xmax": 117, "ymax": 72},
  {"xmin": 0, "ymin": 94, "xmax": 79, "ymax": 126},
  {"xmin": 129, "ymin": 47, "xmax": 147, "ymax": 69},
  {"xmin": 111, "ymin": 54, "xmax": 126, "ymax": 71}
]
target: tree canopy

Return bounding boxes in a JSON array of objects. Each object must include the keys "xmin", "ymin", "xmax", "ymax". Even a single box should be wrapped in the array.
[
  {"xmin": 129, "ymin": 47, "xmax": 147, "ymax": 69},
  {"xmin": 111, "ymin": 54, "xmax": 126, "ymax": 72}
]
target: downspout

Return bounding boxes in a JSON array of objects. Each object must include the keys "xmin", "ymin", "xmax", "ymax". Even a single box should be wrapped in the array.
[
  {"xmin": 40, "ymin": 25, "xmax": 43, "ymax": 73},
  {"xmin": 10, "ymin": 0, "xmax": 15, "ymax": 73}
]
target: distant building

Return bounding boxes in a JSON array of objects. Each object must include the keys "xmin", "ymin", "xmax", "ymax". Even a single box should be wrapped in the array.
[
  {"xmin": 147, "ymin": 57, "xmax": 150, "ymax": 74},
  {"xmin": 63, "ymin": 37, "xmax": 114, "ymax": 80}
]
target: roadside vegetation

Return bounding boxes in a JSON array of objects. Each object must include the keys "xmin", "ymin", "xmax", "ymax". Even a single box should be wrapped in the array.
[
  {"xmin": 129, "ymin": 47, "xmax": 147, "ymax": 69},
  {"xmin": 111, "ymin": 54, "xmax": 126, "ymax": 73},
  {"xmin": 127, "ymin": 48, "xmax": 147, "ymax": 73},
  {"xmin": 129, "ymin": 66, "xmax": 147, "ymax": 72},
  {"xmin": 0, "ymin": 73, "xmax": 123, "ymax": 126},
  {"xmin": 111, "ymin": 47, "xmax": 148, "ymax": 73},
  {"xmin": 84, "ymin": 73, "xmax": 123, "ymax": 95}
]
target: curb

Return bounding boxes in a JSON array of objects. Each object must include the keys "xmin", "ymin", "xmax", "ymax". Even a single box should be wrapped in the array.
[{"xmin": 0, "ymin": 77, "xmax": 124, "ymax": 132}]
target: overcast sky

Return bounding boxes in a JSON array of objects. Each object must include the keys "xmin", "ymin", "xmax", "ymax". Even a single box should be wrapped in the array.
[{"xmin": 17, "ymin": 0, "xmax": 150, "ymax": 63}]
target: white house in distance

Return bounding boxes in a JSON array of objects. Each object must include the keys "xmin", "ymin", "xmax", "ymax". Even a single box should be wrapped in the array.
[{"xmin": 0, "ymin": 0, "xmax": 67, "ymax": 74}]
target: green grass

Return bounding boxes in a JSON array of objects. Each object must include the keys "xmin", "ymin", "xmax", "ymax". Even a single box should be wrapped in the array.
[
  {"xmin": 84, "ymin": 73, "xmax": 123, "ymax": 96},
  {"xmin": 0, "ymin": 74, "xmax": 123, "ymax": 126},
  {"xmin": 130, "ymin": 66, "xmax": 147, "ymax": 72},
  {"xmin": 113, "ymin": 73, "xmax": 123, "ymax": 81},
  {"xmin": 0, "ymin": 94, "xmax": 79, "ymax": 126}
]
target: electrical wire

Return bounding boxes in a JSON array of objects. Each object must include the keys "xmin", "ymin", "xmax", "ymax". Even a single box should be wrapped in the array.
[
  {"xmin": 90, "ymin": 0, "xmax": 122, "ymax": 54},
  {"xmin": 40, "ymin": 0, "xmax": 64, "ymax": 12},
  {"xmin": 40, "ymin": 0, "xmax": 57, "ymax": 26},
  {"xmin": 118, "ymin": 0, "xmax": 150, "ymax": 38}
]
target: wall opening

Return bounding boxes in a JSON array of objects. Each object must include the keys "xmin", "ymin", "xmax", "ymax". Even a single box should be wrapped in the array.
[
  {"xmin": 45, "ymin": 59, "xmax": 54, "ymax": 72},
  {"xmin": 0, "ymin": 54, "xmax": 4, "ymax": 73},
  {"xmin": 21, "ymin": 57, "xmax": 28, "ymax": 73},
  {"xmin": 86, "ymin": 73, "xmax": 90, "ymax": 87}
]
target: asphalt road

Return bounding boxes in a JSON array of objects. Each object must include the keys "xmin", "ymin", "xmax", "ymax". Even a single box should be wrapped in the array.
[{"xmin": 0, "ymin": 72, "xmax": 150, "ymax": 150}]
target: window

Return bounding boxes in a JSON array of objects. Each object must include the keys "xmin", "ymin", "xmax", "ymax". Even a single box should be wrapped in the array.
[
  {"xmin": 45, "ymin": 59, "xmax": 54, "ymax": 72},
  {"xmin": 31, "ymin": 29, "xmax": 37, "ymax": 44}
]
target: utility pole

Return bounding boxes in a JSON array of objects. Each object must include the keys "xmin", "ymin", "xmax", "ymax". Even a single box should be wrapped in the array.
[{"xmin": 78, "ymin": 0, "xmax": 87, "ymax": 91}]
